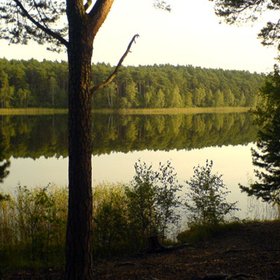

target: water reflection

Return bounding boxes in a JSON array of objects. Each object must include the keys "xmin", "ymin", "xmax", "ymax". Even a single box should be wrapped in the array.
[
  {"xmin": 0, "ymin": 112, "xmax": 256, "ymax": 159},
  {"xmin": 0, "ymin": 112, "xmax": 276, "ymax": 220}
]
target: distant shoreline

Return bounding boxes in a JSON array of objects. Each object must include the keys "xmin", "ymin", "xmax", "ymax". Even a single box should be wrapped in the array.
[
  {"xmin": 93, "ymin": 107, "xmax": 251, "ymax": 115},
  {"xmin": 0, "ymin": 108, "xmax": 68, "ymax": 115},
  {"xmin": 0, "ymin": 107, "xmax": 251, "ymax": 116}
]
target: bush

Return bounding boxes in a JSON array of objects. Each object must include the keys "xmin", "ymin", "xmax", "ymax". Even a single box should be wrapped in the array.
[
  {"xmin": 0, "ymin": 160, "xmax": 241, "ymax": 266},
  {"xmin": 0, "ymin": 185, "xmax": 67, "ymax": 269},
  {"xmin": 185, "ymin": 160, "xmax": 238, "ymax": 227},
  {"xmin": 92, "ymin": 184, "xmax": 130, "ymax": 257},
  {"xmin": 125, "ymin": 160, "xmax": 182, "ymax": 250},
  {"xmin": 16, "ymin": 186, "xmax": 67, "ymax": 263}
]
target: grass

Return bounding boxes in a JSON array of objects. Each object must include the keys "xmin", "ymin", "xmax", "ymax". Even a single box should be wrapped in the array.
[
  {"xmin": 0, "ymin": 107, "xmax": 251, "ymax": 116},
  {"xmin": 0, "ymin": 108, "xmax": 67, "ymax": 115},
  {"xmin": 177, "ymin": 219, "xmax": 280, "ymax": 246},
  {"xmin": 177, "ymin": 221, "xmax": 244, "ymax": 244},
  {"xmin": 92, "ymin": 107, "xmax": 251, "ymax": 115},
  {"xmin": 0, "ymin": 183, "xmax": 278, "ymax": 271}
]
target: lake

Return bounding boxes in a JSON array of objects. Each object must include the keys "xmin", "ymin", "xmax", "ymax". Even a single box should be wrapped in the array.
[{"xmin": 0, "ymin": 112, "xmax": 278, "ymax": 221}]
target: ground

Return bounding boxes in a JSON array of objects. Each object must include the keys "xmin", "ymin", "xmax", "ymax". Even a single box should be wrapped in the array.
[{"xmin": 3, "ymin": 221, "xmax": 280, "ymax": 280}]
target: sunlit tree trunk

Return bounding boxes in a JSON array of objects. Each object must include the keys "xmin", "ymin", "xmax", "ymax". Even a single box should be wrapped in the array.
[{"xmin": 65, "ymin": 18, "xmax": 94, "ymax": 279}]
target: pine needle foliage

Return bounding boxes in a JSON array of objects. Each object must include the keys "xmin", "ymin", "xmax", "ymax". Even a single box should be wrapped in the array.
[{"xmin": 240, "ymin": 66, "xmax": 280, "ymax": 204}]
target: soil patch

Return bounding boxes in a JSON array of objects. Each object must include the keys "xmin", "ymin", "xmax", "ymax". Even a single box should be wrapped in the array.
[{"xmin": 3, "ymin": 221, "xmax": 280, "ymax": 280}]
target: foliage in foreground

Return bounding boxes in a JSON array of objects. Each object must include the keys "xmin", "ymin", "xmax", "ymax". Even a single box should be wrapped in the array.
[
  {"xmin": 186, "ymin": 160, "xmax": 238, "ymax": 226},
  {"xmin": 0, "ymin": 186, "xmax": 67, "ymax": 269},
  {"xmin": 240, "ymin": 66, "xmax": 280, "ymax": 204},
  {"xmin": 125, "ymin": 161, "xmax": 182, "ymax": 246},
  {"xmin": 0, "ymin": 162, "xmax": 182, "ymax": 266},
  {"xmin": 0, "ymin": 160, "xmax": 238, "ymax": 268}
]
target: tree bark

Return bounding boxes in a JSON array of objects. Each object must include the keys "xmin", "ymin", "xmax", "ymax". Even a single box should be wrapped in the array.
[
  {"xmin": 65, "ymin": 17, "xmax": 94, "ymax": 279},
  {"xmin": 64, "ymin": 1, "xmax": 128, "ymax": 278}
]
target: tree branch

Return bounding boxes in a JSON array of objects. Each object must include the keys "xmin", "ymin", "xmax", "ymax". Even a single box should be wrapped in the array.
[
  {"xmin": 84, "ymin": 0, "xmax": 93, "ymax": 12},
  {"xmin": 32, "ymin": 0, "xmax": 48, "ymax": 29},
  {"xmin": 13, "ymin": 0, "xmax": 69, "ymax": 47},
  {"xmin": 88, "ymin": 0, "xmax": 114, "ymax": 37},
  {"xmin": 91, "ymin": 34, "xmax": 139, "ymax": 93}
]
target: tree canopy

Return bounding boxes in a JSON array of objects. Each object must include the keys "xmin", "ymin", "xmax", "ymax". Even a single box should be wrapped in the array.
[
  {"xmin": 0, "ymin": 0, "xmax": 68, "ymax": 50},
  {"xmin": 210, "ymin": 0, "xmax": 280, "ymax": 53},
  {"xmin": 0, "ymin": 59, "xmax": 264, "ymax": 109}
]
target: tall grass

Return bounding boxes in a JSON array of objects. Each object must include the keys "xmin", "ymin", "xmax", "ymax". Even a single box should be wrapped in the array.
[
  {"xmin": 0, "ymin": 160, "xmax": 243, "ymax": 270},
  {"xmin": 0, "ymin": 186, "xmax": 67, "ymax": 270},
  {"xmin": 0, "ymin": 107, "xmax": 249, "ymax": 116},
  {"xmin": 0, "ymin": 108, "xmax": 67, "ymax": 115},
  {"xmin": 0, "ymin": 181, "xmax": 182, "ymax": 269},
  {"xmin": 93, "ymin": 107, "xmax": 250, "ymax": 115}
]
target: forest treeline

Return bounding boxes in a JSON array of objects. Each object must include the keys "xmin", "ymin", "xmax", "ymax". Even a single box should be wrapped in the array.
[
  {"xmin": 0, "ymin": 59, "xmax": 264, "ymax": 108},
  {"xmin": 0, "ymin": 113, "xmax": 256, "ymax": 160}
]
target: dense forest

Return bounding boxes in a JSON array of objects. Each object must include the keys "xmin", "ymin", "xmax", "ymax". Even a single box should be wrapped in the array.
[
  {"xmin": 0, "ymin": 59, "xmax": 264, "ymax": 108},
  {"xmin": 0, "ymin": 112, "xmax": 256, "ymax": 159}
]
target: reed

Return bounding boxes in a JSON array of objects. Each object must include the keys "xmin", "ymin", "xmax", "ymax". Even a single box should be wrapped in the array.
[
  {"xmin": 92, "ymin": 107, "xmax": 251, "ymax": 115},
  {"xmin": 0, "ymin": 108, "xmax": 67, "ymax": 115},
  {"xmin": 0, "ymin": 107, "xmax": 250, "ymax": 116}
]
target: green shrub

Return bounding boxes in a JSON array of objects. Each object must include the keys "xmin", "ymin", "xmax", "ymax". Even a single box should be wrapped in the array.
[
  {"xmin": 185, "ymin": 160, "xmax": 238, "ymax": 227},
  {"xmin": 0, "ymin": 160, "xmax": 241, "ymax": 267},
  {"xmin": 93, "ymin": 184, "xmax": 130, "ymax": 257},
  {"xmin": 125, "ymin": 160, "xmax": 182, "ymax": 250},
  {"xmin": 0, "ymin": 185, "xmax": 67, "ymax": 269},
  {"xmin": 16, "ymin": 186, "xmax": 67, "ymax": 263}
]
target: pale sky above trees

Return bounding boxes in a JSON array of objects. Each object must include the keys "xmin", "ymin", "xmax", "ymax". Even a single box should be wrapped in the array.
[{"xmin": 0, "ymin": 0, "xmax": 277, "ymax": 73}]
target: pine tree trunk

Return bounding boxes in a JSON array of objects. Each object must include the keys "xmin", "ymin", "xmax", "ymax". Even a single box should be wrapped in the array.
[{"xmin": 65, "ymin": 22, "xmax": 94, "ymax": 279}]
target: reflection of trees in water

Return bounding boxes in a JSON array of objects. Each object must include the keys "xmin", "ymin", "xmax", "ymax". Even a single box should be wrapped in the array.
[
  {"xmin": 0, "ymin": 114, "xmax": 68, "ymax": 159},
  {"xmin": 93, "ymin": 112, "xmax": 257, "ymax": 154},
  {"xmin": 0, "ymin": 112, "xmax": 257, "ymax": 159}
]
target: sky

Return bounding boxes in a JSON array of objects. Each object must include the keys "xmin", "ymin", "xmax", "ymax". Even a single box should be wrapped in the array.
[{"xmin": 0, "ymin": 0, "xmax": 278, "ymax": 73}]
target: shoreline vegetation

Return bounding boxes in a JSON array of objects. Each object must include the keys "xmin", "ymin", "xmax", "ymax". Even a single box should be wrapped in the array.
[
  {"xmin": 93, "ymin": 106, "xmax": 250, "ymax": 115},
  {"xmin": 0, "ymin": 106, "xmax": 250, "ymax": 116},
  {"xmin": 0, "ymin": 183, "xmax": 279, "ymax": 279},
  {"xmin": 0, "ymin": 108, "xmax": 67, "ymax": 115},
  {"xmin": 0, "ymin": 160, "xmax": 278, "ymax": 270}
]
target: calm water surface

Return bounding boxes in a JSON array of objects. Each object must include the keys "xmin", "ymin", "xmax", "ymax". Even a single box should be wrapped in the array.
[{"xmin": 0, "ymin": 112, "xmax": 278, "ymax": 220}]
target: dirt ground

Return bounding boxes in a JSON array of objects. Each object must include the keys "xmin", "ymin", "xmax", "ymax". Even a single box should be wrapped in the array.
[{"xmin": 3, "ymin": 221, "xmax": 280, "ymax": 280}]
